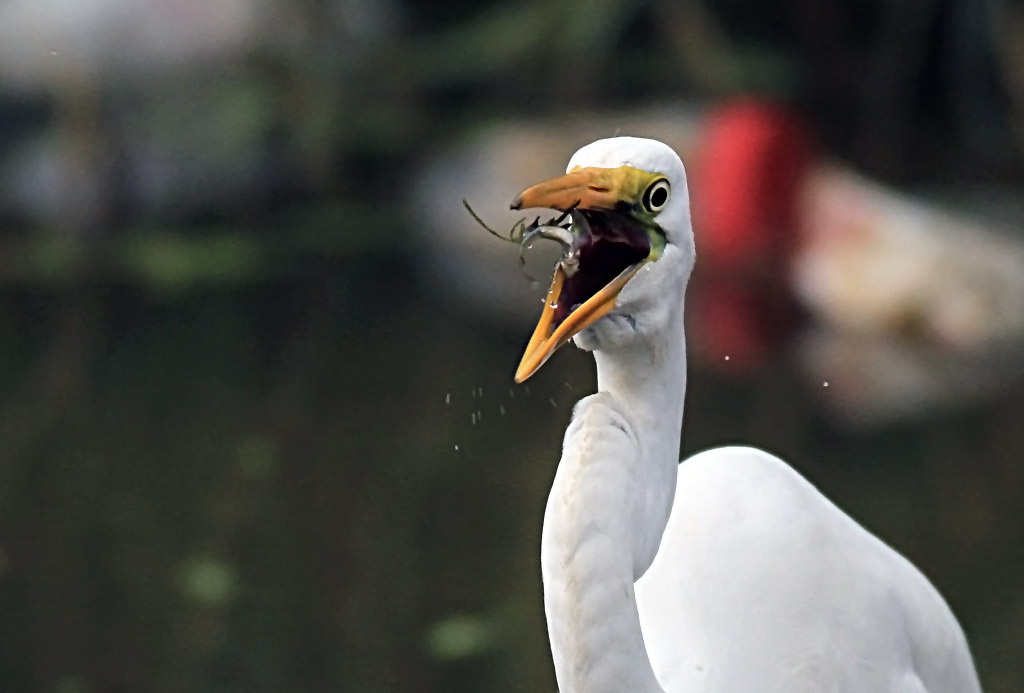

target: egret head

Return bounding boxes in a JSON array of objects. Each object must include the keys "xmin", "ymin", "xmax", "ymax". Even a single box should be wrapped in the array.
[{"xmin": 511, "ymin": 137, "xmax": 694, "ymax": 382}]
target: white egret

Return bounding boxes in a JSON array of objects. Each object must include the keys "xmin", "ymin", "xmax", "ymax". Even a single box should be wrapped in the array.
[{"xmin": 508, "ymin": 137, "xmax": 981, "ymax": 692}]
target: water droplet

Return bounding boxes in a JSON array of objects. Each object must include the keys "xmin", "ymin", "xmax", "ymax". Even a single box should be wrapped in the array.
[
  {"xmin": 563, "ymin": 381, "xmax": 573, "ymax": 391},
  {"xmin": 823, "ymin": 381, "xmax": 830, "ymax": 387},
  {"xmin": 454, "ymin": 444, "xmax": 460, "ymax": 451},
  {"xmin": 445, "ymin": 392, "xmax": 451, "ymax": 404},
  {"xmin": 508, "ymin": 388, "xmax": 515, "ymax": 400},
  {"xmin": 499, "ymin": 405, "xmax": 506, "ymax": 416},
  {"xmin": 549, "ymin": 302, "xmax": 558, "ymax": 309},
  {"xmin": 471, "ymin": 412, "xmax": 477, "ymax": 425},
  {"xmin": 476, "ymin": 408, "xmax": 482, "ymax": 422},
  {"xmin": 524, "ymin": 385, "xmax": 531, "ymax": 395},
  {"xmin": 724, "ymin": 355, "xmax": 730, "ymax": 361},
  {"xmin": 478, "ymin": 387, "xmax": 484, "ymax": 398},
  {"xmin": 49, "ymin": 50, "xmax": 58, "ymax": 56},
  {"xmin": 549, "ymin": 398, "xmax": 557, "ymax": 408}
]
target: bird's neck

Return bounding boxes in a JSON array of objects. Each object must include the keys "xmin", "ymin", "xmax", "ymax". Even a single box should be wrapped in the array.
[
  {"xmin": 541, "ymin": 304, "xmax": 687, "ymax": 693},
  {"xmin": 593, "ymin": 327, "xmax": 687, "ymax": 472}
]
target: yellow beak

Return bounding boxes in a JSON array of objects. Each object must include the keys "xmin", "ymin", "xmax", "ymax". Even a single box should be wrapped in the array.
[
  {"xmin": 513, "ymin": 260, "xmax": 646, "ymax": 383},
  {"xmin": 510, "ymin": 166, "xmax": 629, "ymax": 213},
  {"xmin": 510, "ymin": 166, "xmax": 652, "ymax": 383}
]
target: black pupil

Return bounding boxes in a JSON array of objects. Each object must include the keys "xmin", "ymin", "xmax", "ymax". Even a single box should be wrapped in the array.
[{"xmin": 649, "ymin": 185, "xmax": 667, "ymax": 209}]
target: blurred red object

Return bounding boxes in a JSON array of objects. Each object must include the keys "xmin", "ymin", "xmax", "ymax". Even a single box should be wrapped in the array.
[{"xmin": 689, "ymin": 99, "xmax": 813, "ymax": 372}]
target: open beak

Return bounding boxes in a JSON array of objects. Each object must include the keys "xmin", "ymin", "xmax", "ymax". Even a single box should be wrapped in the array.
[
  {"xmin": 510, "ymin": 167, "xmax": 655, "ymax": 383},
  {"xmin": 514, "ymin": 260, "xmax": 645, "ymax": 382}
]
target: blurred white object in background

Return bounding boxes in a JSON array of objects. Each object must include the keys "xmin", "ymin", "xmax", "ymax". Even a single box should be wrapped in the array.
[
  {"xmin": 799, "ymin": 327, "xmax": 1024, "ymax": 426},
  {"xmin": 795, "ymin": 166, "xmax": 1024, "ymax": 351},
  {"xmin": 793, "ymin": 166, "xmax": 1024, "ymax": 426}
]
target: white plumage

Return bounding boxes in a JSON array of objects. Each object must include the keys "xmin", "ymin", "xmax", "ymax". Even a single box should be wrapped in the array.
[{"xmin": 510, "ymin": 137, "xmax": 980, "ymax": 692}]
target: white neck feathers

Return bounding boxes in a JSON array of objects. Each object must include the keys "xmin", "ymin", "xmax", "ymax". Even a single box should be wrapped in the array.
[{"xmin": 540, "ymin": 254, "xmax": 688, "ymax": 692}]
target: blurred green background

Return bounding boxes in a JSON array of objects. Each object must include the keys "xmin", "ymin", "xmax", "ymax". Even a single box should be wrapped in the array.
[{"xmin": 0, "ymin": 0, "xmax": 1022, "ymax": 691}]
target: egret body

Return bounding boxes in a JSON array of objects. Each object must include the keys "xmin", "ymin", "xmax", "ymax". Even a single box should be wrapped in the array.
[{"xmin": 509, "ymin": 137, "xmax": 980, "ymax": 692}]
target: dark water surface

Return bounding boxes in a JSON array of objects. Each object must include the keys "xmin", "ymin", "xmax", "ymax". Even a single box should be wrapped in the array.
[{"xmin": 0, "ymin": 245, "xmax": 1020, "ymax": 692}]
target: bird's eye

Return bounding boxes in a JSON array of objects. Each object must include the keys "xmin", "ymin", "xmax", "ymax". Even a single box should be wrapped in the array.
[{"xmin": 642, "ymin": 179, "xmax": 670, "ymax": 213}]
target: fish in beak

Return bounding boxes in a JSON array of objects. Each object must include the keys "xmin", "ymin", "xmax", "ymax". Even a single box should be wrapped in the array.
[{"xmin": 511, "ymin": 165, "xmax": 669, "ymax": 382}]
